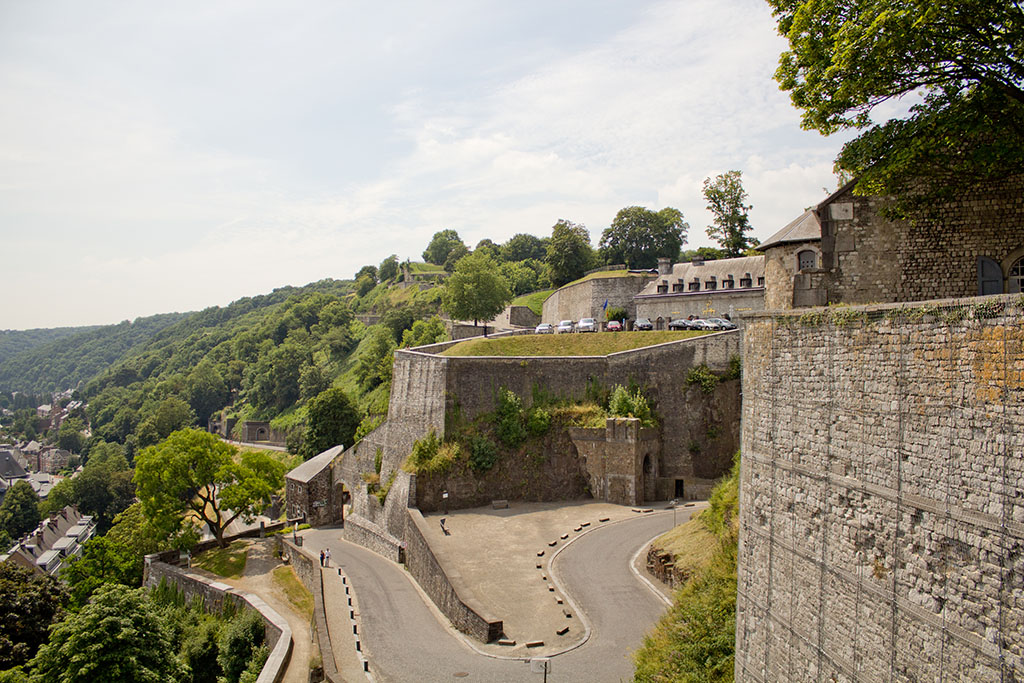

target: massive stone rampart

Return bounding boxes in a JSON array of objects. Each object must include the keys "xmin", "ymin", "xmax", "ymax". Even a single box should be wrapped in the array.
[{"xmin": 736, "ymin": 294, "xmax": 1024, "ymax": 681}]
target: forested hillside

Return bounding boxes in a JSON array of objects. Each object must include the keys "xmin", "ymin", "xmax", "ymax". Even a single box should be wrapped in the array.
[
  {"xmin": 0, "ymin": 326, "xmax": 101, "ymax": 366},
  {"xmin": 0, "ymin": 315, "xmax": 186, "ymax": 393}
]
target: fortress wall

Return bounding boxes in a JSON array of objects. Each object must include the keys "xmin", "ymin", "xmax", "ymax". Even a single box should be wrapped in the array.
[
  {"xmin": 541, "ymin": 274, "xmax": 654, "ymax": 324},
  {"xmin": 736, "ymin": 295, "xmax": 1024, "ymax": 682}
]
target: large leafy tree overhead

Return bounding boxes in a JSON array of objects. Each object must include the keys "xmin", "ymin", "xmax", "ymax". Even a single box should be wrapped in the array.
[
  {"xmin": 301, "ymin": 387, "xmax": 361, "ymax": 460},
  {"xmin": 768, "ymin": 0, "xmax": 1024, "ymax": 206},
  {"xmin": 0, "ymin": 562, "xmax": 67, "ymax": 669},
  {"xmin": 441, "ymin": 251, "xmax": 513, "ymax": 326},
  {"xmin": 0, "ymin": 480, "xmax": 40, "ymax": 541},
  {"xmin": 501, "ymin": 233, "xmax": 548, "ymax": 262},
  {"xmin": 134, "ymin": 429, "xmax": 287, "ymax": 548},
  {"xmin": 546, "ymin": 220, "xmax": 595, "ymax": 286},
  {"xmin": 702, "ymin": 171, "xmax": 759, "ymax": 257},
  {"xmin": 598, "ymin": 206, "xmax": 688, "ymax": 269}
]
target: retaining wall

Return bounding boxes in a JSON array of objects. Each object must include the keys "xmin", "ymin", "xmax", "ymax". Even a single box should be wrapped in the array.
[{"xmin": 735, "ymin": 294, "xmax": 1024, "ymax": 681}]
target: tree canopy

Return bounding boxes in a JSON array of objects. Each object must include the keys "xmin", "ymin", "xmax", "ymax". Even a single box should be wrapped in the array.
[
  {"xmin": 501, "ymin": 233, "xmax": 548, "ymax": 262},
  {"xmin": 768, "ymin": 0, "xmax": 1024, "ymax": 204},
  {"xmin": 0, "ymin": 562, "xmax": 67, "ymax": 669},
  {"xmin": 598, "ymin": 207, "xmax": 688, "ymax": 269},
  {"xmin": 422, "ymin": 229, "xmax": 467, "ymax": 266},
  {"xmin": 441, "ymin": 252, "xmax": 513, "ymax": 326},
  {"xmin": 0, "ymin": 480, "xmax": 40, "ymax": 541},
  {"xmin": 301, "ymin": 387, "xmax": 361, "ymax": 459},
  {"xmin": 546, "ymin": 220, "xmax": 595, "ymax": 286},
  {"xmin": 134, "ymin": 429, "xmax": 287, "ymax": 547},
  {"xmin": 30, "ymin": 584, "xmax": 184, "ymax": 683},
  {"xmin": 702, "ymin": 171, "xmax": 759, "ymax": 257}
]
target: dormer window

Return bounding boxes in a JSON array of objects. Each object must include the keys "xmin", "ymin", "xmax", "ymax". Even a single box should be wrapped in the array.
[
  {"xmin": 689, "ymin": 278, "xmax": 700, "ymax": 292},
  {"xmin": 740, "ymin": 273, "xmax": 753, "ymax": 288},
  {"xmin": 757, "ymin": 276, "xmax": 765, "ymax": 287},
  {"xmin": 705, "ymin": 276, "xmax": 717, "ymax": 290},
  {"xmin": 723, "ymin": 278, "xmax": 734, "ymax": 289},
  {"xmin": 657, "ymin": 282, "xmax": 668, "ymax": 294},
  {"xmin": 672, "ymin": 281, "xmax": 684, "ymax": 292}
]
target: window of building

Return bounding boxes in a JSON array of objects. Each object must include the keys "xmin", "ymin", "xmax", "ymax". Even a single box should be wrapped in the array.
[
  {"xmin": 757, "ymin": 276, "xmax": 765, "ymax": 287},
  {"xmin": 689, "ymin": 278, "xmax": 700, "ymax": 292},
  {"xmin": 705, "ymin": 278, "xmax": 717, "ymax": 290},
  {"xmin": 657, "ymin": 282, "xmax": 668, "ymax": 294},
  {"xmin": 1011, "ymin": 255, "xmax": 1024, "ymax": 293},
  {"xmin": 672, "ymin": 282, "xmax": 684, "ymax": 292},
  {"xmin": 740, "ymin": 274, "xmax": 752, "ymax": 288},
  {"xmin": 797, "ymin": 249, "xmax": 817, "ymax": 271},
  {"xmin": 723, "ymin": 278, "xmax": 734, "ymax": 289}
]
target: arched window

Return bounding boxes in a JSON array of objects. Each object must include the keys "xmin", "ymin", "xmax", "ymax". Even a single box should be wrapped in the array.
[
  {"xmin": 1010, "ymin": 255, "xmax": 1024, "ymax": 294},
  {"xmin": 797, "ymin": 249, "xmax": 817, "ymax": 271}
]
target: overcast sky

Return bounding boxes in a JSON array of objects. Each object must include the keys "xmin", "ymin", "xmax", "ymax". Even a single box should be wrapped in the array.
[{"xmin": 1, "ymin": 0, "xmax": 854, "ymax": 330}]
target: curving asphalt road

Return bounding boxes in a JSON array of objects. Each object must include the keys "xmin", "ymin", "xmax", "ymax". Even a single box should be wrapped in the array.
[{"xmin": 326, "ymin": 508, "xmax": 687, "ymax": 683}]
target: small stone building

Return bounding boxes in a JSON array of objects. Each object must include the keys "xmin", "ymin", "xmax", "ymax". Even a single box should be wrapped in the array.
[
  {"xmin": 285, "ymin": 445, "xmax": 345, "ymax": 527},
  {"xmin": 635, "ymin": 256, "xmax": 765, "ymax": 325},
  {"xmin": 759, "ymin": 176, "xmax": 1024, "ymax": 309}
]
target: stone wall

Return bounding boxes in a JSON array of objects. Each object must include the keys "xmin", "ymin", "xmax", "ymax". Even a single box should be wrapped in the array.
[
  {"xmin": 404, "ymin": 508, "xmax": 503, "ymax": 642},
  {"xmin": 736, "ymin": 294, "xmax": 1024, "ymax": 681},
  {"xmin": 570, "ymin": 420, "xmax": 661, "ymax": 506},
  {"xmin": 635, "ymin": 288, "xmax": 765, "ymax": 325},
  {"xmin": 278, "ymin": 538, "xmax": 343, "ymax": 683},
  {"xmin": 542, "ymin": 273, "xmax": 655, "ymax": 323}
]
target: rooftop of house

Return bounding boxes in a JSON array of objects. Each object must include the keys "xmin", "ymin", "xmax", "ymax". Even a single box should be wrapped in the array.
[
  {"xmin": 637, "ymin": 255, "xmax": 765, "ymax": 297},
  {"xmin": 286, "ymin": 444, "xmax": 345, "ymax": 483},
  {"xmin": 757, "ymin": 209, "xmax": 822, "ymax": 251}
]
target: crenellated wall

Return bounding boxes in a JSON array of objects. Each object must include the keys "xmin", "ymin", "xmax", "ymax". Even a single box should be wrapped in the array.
[{"xmin": 736, "ymin": 294, "xmax": 1024, "ymax": 682}]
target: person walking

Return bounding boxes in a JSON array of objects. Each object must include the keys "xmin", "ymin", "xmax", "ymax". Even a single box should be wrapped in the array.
[
  {"xmin": 325, "ymin": 547, "xmax": 332, "ymax": 567},
  {"xmin": 319, "ymin": 549, "xmax": 325, "ymax": 567}
]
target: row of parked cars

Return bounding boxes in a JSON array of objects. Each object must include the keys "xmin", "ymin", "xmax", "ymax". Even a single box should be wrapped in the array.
[{"xmin": 535, "ymin": 317, "xmax": 736, "ymax": 333}]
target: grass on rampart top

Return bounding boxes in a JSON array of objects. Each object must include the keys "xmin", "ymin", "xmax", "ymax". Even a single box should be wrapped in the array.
[
  {"xmin": 407, "ymin": 261, "xmax": 447, "ymax": 274},
  {"xmin": 440, "ymin": 330, "xmax": 706, "ymax": 357},
  {"xmin": 511, "ymin": 289, "xmax": 554, "ymax": 315},
  {"xmin": 193, "ymin": 540, "xmax": 248, "ymax": 578},
  {"xmin": 563, "ymin": 269, "xmax": 651, "ymax": 287},
  {"xmin": 272, "ymin": 565, "xmax": 314, "ymax": 620}
]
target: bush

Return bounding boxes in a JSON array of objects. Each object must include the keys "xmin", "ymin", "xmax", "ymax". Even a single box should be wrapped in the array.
[
  {"xmin": 404, "ymin": 431, "xmax": 458, "ymax": 475},
  {"xmin": 607, "ymin": 385, "xmax": 654, "ymax": 426},
  {"xmin": 468, "ymin": 435, "xmax": 499, "ymax": 473},
  {"xmin": 217, "ymin": 609, "xmax": 265, "ymax": 683},
  {"xmin": 686, "ymin": 364, "xmax": 718, "ymax": 393},
  {"xmin": 495, "ymin": 388, "xmax": 526, "ymax": 448},
  {"xmin": 526, "ymin": 407, "xmax": 551, "ymax": 436}
]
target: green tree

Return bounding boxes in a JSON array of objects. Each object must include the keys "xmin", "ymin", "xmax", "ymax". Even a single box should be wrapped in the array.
[
  {"xmin": 355, "ymin": 275, "xmax": 376, "ymax": 297},
  {"xmin": 355, "ymin": 327, "xmax": 396, "ymax": 391},
  {"xmin": 545, "ymin": 220, "xmax": 595, "ymax": 287},
  {"xmin": 598, "ymin": 206, "xmax": 688, "ymax": 269},
  {"xmin": 499, "ymin": 260, "xmax": 540, "ymax": 296},
  {"xmin": 378, "ymin": 254, "xmax": 399, "ymax": 282},
  {"xmin": 702, "ymin": 171, "xmax": 759, "ymax": 257},
  {"xmin": 301, "ymin": 387, "xmax": 360, "ymax": 459},
  {"xmin": 56, "ymin": 417, "xmax": 86, "ymax": 453},
  {"xmin": 0, "ymin": 562, "xmax": 67, "ymax": 669},
  {"xmin": 186, "ymin": 360, "xmax": 228, "ymax": 427},
  {"xmin": 441, "ymin": 252, "xmax": 513, "ymax": 326},
  {"xmin": 400, "ymin": 316, "xmax": 448, "ymax": 349},
  {"xmin": 354, "ymin": 264, "xmax": 378, "ymax": 282},
  {"xmin": 30, "ymin": 584, "xmax": 184, "ymax": 683},
  {"xmin": 422, "ymin": 229, "xmax": 466, "ymax": 266},
  {"xmin": 69, "ymin": 447, "xmax": 134, "ymax": 533},
  {"xmin": 768, "ymin": 0, "xmax": 1024, "ymax": 206},
  {"xmin": 0, "ymin": 481, "xmax": 39, "ymax": 541},
  {"xmin": 501, "ymin": 233, "xmax": 548, "ymax": 262},
  {"xmin": 134, "ymin": 429, "xmax": 286, "ymax": 548}
]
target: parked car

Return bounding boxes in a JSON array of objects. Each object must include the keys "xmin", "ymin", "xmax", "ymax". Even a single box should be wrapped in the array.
[
  {"xmin": 634, "ymin": 317, "xmax": 653, "ymax": 331},
  {"xmin": 667, "ymin": 318, "xmax": 696, "ymax": 331},
  {"xmin": 535, "ymin": 323, "xmax": 554, "ymax": 334},
  {"xmin": 577, "ymin": 317, "xmax": 598, "ymax": 333},
  {"xmin": 606, "ymin": 320, "xmax": 623, "ymax": 332},
  {"xmin": 557, "ymin": 320, "xmax": 575, "ymax": 333},
  {"xmin": 690, "ymin": 318, "xmax": 717, "ymax": 330},
  {"xmin": 707, "ymin": 317, "xmax": 737, "ymax": 330}
]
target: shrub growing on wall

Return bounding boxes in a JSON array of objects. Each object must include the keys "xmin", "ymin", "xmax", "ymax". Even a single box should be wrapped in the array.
[
  {"xmin": 495, "ymin": 388, "xmax": 527, "ymax": 448},
  {"xmin": 607, "ymin": 384, "xmax": 654, "ymax": 426},
  {"xmin": 468, "ymin": 435, "xmax": 499, "ymax": 473}
]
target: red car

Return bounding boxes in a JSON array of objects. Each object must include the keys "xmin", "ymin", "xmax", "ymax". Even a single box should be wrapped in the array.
[{"xmin": 606, "ymin": 320, "xmax": 623, "ymax": 332}]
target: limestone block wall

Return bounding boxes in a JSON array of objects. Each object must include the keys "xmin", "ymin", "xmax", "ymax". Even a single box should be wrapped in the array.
[
  {"xmin": 635, "ymin": 288, "xmax": 765, "ymax": 324},
  {"xmin": 569, "ymin": 419, "xmax": 661, "ymax": 506},
  {"xmin": 541, "ymin": 273, "xmax": 654, "ymax": 324},
  {"xmin": 736, "ymin": 295, "xmax": 1024, "ymax": 682}
]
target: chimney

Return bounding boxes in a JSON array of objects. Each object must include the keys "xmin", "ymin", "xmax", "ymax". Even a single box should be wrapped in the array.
[
  {"xmin": 657, "ymin": 257, "xmax": 672, "ymax": 275},
  {"xmin": 692, "ymin": 255, "xmax": 704, "ymax": 266}
]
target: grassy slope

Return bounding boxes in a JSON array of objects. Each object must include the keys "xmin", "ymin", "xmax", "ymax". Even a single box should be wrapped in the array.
[
  {"xmin": 511, "ymin": 289, "xmax": 554, "ymax": 316},
  {"xmin": 440, "ymin": 330, "xmax": 707, "ymax": 357},
  {"xmin": 634, "ymin": 456, "xmax": 739, "ymax": 682}
]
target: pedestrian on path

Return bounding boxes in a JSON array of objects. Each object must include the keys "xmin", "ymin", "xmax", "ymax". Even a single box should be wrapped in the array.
[
  {"xmin": 325, "ymin": 547, "xmax": 331, "ymax": 567},
  {"xmin": 320, "ymin": 549, "xmax": 325, "ymax": 567}
]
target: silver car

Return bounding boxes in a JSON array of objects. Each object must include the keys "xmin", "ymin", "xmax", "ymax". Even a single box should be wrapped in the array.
[
  {"xmin": 576, "ymin": 317, "xmax": 598, "ymax": 333},
  {"xmin": 535, "ymin": 323, "xmax": 554, "ymax": 334},
  {"xmin": 557, "ymin": 320, "xmax": 574, "ymax": 333}
]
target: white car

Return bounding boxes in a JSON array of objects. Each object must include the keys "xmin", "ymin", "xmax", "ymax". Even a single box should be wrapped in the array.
[
  {"xmin": 557, "ymin": 320, "xmax": 574, "ymax": 333},
  {"xmin": 535, "ymin": 323, "xmax": 554, "ymax": 334},
  {"xmin": 576, "ymin": 317, "xmax": 598, "ymax": 333}
]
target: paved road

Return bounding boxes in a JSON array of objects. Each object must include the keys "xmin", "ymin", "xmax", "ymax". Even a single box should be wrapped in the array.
[{"xmin": 326, "ymin": 509, "xmax": 686, "ymax": 683}]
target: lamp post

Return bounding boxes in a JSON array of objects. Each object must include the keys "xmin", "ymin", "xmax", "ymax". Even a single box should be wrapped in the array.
[{"xmin": 670, "ymin": 499, "xmax": 678, "ymax": 527}]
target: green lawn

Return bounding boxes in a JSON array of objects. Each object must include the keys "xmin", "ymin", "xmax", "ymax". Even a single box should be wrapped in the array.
[
  {"xmin": 511, "ymin": 289, "xmax": 554, "ymax": 316},
  {"xmin": 272, "ymin": 566, "xmax": 314, "ymax": 620},
  {"xmin": 439, "ymin": 330, "xmax": 707, "ymax": 357},
  {"xmin": 193, "ymin": 540, "xmax": 249, "ymax": 578}
]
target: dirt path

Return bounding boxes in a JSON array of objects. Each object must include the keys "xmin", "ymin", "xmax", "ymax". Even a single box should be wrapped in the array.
[{"xmin": 222, "ymin": 539, "xmax": 315, "ymax": 683}]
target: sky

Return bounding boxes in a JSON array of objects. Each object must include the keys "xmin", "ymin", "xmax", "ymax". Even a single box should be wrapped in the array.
[{"xmin": 1, "ymin": 0, "xmax": 855, "ymax": 330}]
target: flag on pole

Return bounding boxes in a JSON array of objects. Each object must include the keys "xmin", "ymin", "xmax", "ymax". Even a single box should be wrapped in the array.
[{"xmin": 602, "ymin": 299, "xmax": 609, "ymax": 310}]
